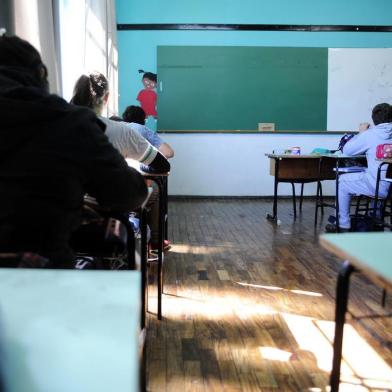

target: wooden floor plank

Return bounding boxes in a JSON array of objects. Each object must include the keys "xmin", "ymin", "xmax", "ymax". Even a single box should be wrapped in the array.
[{"xmin": 146, "ymin": 198, "xmax": 392, "ymax": 391}]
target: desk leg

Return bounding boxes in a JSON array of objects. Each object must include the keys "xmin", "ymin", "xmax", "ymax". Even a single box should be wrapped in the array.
[
  {"xmin": 315, "ymin": 181, "xmax": 321, "ymax": 225},
  {"xmin": 157, "ymin": 178, "xmax": 164, "ymax": 320},
  {"xmin": 163, "ymin": 177, "xmax": 169, "ymax": 241},
  {"xmin": 315, "ymin": 159, "xmax": 322, "ymax": 226},
  {"xmin": 140, "ymin": 207, "xmax": 148, "ymax": 329},
  {"xmin": 291, "ymin": 182, "xmax": 297, "ymax": 219},
  {"xmin": 267, "ymin": 159, "xmax": 279, "ymax": 221},
  {"xmin": 140, "ymin": 206, "xmax": 148, "ymax": 390},
  {"xmin": 330, "ymin": 261, "xmax": 355, "ymax": 392},
  {"xmin": 335, "ymin": 161, "xmax": 340, "ymax": 232}
]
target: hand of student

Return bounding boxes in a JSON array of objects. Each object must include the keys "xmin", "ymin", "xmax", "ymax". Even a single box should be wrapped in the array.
[{"xmin": 358, "ymin": 122, "xmax": 370, "ymax": 132}]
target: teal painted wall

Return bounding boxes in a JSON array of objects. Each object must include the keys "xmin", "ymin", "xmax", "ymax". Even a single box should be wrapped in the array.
[
  {"xmin": 116, "ymin": 0, "xmax": 392, "ymax": 119},
  {"xmin": 116, "ymin": 0, "xmax": 392, "ymax": 25}
]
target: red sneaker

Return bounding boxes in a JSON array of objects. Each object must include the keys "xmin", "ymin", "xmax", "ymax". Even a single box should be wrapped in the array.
[
  {"xmin": 150, "ymin": 240, "xmax": 172, "ymax": 253},
  {"xmin": 163, "ymin": 240, "xmax": 171, "ymax": 251}
]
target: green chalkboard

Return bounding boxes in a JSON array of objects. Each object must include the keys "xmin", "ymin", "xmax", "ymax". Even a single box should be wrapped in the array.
[{"xmin": 157, "ymin": 46, "xmax": 328, "ymax": 131}]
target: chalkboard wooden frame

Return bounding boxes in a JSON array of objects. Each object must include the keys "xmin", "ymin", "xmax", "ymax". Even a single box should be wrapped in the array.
[{"xmin": 118, "ymin": 23, "xmax": 392, "ymax": 32}]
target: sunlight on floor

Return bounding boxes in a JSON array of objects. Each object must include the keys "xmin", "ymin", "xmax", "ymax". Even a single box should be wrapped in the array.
[
  {"xmin": 259, "ymin": 346, "xmax": 292, "ymax": 361},
  {"xmin": 157, "ymin": 293, "xmax": 276, "ymax": 319},
  {"xmin": 157, "ymin": 289, "xmax": 392, "ymax": 391},
  {"xmin": 170, "ymin": 243, "xmax": 236, "ymax": 254},
  {"xmin": 317, "ymin": 320, "xmax": 392, "ymax": 390},
  {"xmin": 236, "ymin": 281, "xmax": 323, "ymax": 297},
  {"xmin": 282, "ymin": 312, "xmax": 335, "ymax": 373}
]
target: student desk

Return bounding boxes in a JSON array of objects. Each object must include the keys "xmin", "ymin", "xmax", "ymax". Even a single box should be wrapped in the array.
[
  {"xmin": 127, "ymin": 159, "xmax": 170, "ymax": 321},
  {"xmin": 266, "ymin": 154, "xmax": 322, "ymax": 221},
  {"xmin": 0, "ymin": 269, "xmax": 140, "ymax": 392},
  {"xmin": 320, "ymin": 233, "xmax": 392, "ymax": 392},
  {"xmin": 142, "ymin": 172, "xmax": 169, "ymax": 321}
]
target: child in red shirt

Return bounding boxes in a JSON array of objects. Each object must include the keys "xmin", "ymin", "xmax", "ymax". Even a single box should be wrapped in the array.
[{"xmin": 137, "ymin": 70, "xmax": 157, "ymax": 118}]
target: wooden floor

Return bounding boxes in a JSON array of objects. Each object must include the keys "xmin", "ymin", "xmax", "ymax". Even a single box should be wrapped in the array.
[{"xmin": 146, "ymin": 198, "xmax": 392, "ymax": 392}]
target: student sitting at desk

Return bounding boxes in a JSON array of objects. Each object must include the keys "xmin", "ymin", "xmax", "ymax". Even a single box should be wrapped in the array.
[
  {"xmin": 122, "ymin": 105, "xmax": 175, "ymax": 252},
  {"xmin": 326, "ymin": 103, "xmax": 392, "ymax": 232},
  {"xmin": 122, "ymin": 105, "xmax": 174, "ymax": 159},
  {"xmin": 71, "ymin": 72, "xmax": 170, "ymax": 174},
  {"xmin": 0, "ymin": 35, "xmax": 147, "ymax": 267}
]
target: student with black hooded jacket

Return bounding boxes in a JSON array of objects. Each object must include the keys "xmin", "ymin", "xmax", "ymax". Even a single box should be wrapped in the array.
[{"xmin": 0, "ymin": 35, "xmax": 147, "ymax": 268}]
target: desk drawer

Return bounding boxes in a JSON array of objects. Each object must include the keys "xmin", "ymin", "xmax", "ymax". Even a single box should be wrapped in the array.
[{"xmin": 269, "ymin": 158, "xmax": 320, "ymax": 180}]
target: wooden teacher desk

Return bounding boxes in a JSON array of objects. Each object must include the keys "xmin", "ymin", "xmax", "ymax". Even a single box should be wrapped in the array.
[
  {"xmin": 0, "ymin": 269, "xmax": 140, "ymax": 392},
  {"xmin": 320, "ymin": 232, "xmax": 392, "ymax": 392},
  {"xmin": 266, "ymin": 153, "xmax": 365, "ymax": 225},
  {"xmin": 266, "ymin": 154, "xmax": 329, "ymax": 221}
]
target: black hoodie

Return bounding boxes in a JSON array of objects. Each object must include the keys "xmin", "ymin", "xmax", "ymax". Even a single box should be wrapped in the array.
[{"xmin": 0, "ymin": 72, "xmax": 147, "ymax": 267}]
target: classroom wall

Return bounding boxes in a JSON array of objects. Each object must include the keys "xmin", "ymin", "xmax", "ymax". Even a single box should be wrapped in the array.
[
  {"xmin": 116, "ymin": 0, "xmax": 392, "ymax": 196},
  {"xmin": 160, "ymin": 132, "xmax": 342, "ymax": 196}
]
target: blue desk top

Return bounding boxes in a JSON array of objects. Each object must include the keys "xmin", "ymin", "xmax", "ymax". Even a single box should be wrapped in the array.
[
  {"xmin": 0, "ymin": 269, "xmax": 140, "ymax": 392},
  {"xmin": 320, "ymin": 232, "xmax": 392, "ymax": 290}
]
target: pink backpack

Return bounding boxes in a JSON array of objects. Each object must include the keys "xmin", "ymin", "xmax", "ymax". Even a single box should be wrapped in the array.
[{"xmin": 376, "ymin": 144, "xmax": 392, "ymax": 159}]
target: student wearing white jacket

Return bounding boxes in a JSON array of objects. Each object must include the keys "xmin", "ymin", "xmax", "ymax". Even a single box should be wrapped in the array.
[
  {"xmin": 326, "ymin": 103, "xmax": 392, "ymax": 232},
  {"xmin": 71, "ymin": 72, "xmax": 170, "ymax": 174}
]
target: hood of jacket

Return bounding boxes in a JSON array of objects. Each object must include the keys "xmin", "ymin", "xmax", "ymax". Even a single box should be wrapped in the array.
[
  {"xmin": 372, "ymin": 122, "xmax": 392, "ymax": 140},
  {"xmin": 0, "ymin": 68, "xmax": 104, "ymax": 161}
]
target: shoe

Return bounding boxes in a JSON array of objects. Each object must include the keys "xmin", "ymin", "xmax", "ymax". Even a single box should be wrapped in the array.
[
  {"xmin": 147, "ymin": 252, "xmax": 158, "ymax": 262},
  {"xmin": 163, "ymin": 240, "xmax": 171, "ymax": 251},
  {"xmin": 325, "ymin": 223, "xmax": 350, "ymax": 233},
  {"xmin": 150, "ymin": 239, "xmax": 172, "ymax": 253}
]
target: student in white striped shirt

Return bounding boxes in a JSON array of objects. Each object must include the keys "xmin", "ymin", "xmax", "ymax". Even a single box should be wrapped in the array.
[{"xmin": 71, "ymin": 72, "xmax": 170, "ymax": 173}]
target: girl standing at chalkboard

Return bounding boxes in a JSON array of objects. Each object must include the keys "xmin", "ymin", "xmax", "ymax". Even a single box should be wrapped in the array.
[{"xmin": 137, "ymin": 70, "xmax": 157, "ymax": 119}]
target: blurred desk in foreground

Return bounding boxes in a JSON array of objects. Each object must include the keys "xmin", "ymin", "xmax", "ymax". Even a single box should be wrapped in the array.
[
  {"xmin": 320, "ymin": 233, "xmax": 392, "ymax": 392},
  {"xmin": 0, "ymin": 269, "xmax": 140, "ymax": 392}
]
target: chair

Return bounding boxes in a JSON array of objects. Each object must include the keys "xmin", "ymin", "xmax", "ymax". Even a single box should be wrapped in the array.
[
  {"xmin": 352, "ymin": 161, "xmax": 392, "ymax": 231},
  {"xmin": 0, "ymin": 252, "xmax": 50, "ymax": 268},
  {"xmin": 70, "ymin": 201, "xmax": 136, "ymax": 270},
  {"xmin": 314, "ymin": 156, "xmax": 367, "ymax": 230}
]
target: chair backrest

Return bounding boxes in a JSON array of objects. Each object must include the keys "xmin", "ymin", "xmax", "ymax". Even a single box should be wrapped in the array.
[
  {"xmin": 0, "ymin": 253, "xmax": 50, "ymax": 268},
  {"xmin": 70, "ymin": 217, "xmax": 128, "ymax": 257}
]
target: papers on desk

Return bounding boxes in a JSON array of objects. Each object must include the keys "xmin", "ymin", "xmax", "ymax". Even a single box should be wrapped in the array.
[
  {"xmin": 126, "ymin": 158, "xmax": 140, "ymax": 170},
  {"xmin": 333, "ymin": 166, "xmax": 366, "ymax": 173}
]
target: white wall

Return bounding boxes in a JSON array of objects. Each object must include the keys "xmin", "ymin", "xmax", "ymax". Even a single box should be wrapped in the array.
[
  {"xmin": 163, "ymin": 133, "xmax": 344, "ymax": 196},
  {"xmin": 327, "ymin": 48, "xmax": 392, "ymax": 131}
]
